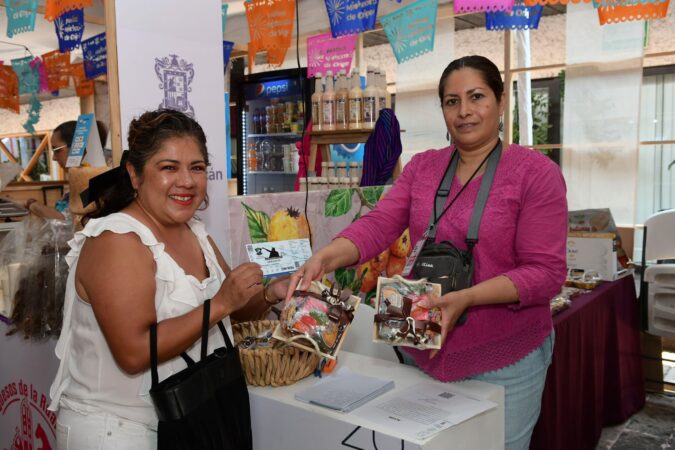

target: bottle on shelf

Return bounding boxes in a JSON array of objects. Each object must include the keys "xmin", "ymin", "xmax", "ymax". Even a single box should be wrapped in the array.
[
  {"xmin": 349, "ymin": 161, "xmax": 359, "ymax": 178},
  {"xmin": 312, "ymin": 72, "xmax": 323, "ymax": 131},
  {"xmin": 348, "ymin": 72, "xmax": 363, "ymax": 130},
  {"xmin": 248, "ymin": 142, "xmax": 258, "ymax": 172},
  {"xmin": 376, "ymin": 70, "xmax": 387, "ymax": 115},
  {"xmin": 298, "ymin": 177, "xmax": 308, "ymax": 192},
  {"xmin": 322, "ymin": 70, "xmax": 336, "ymax": 131},
  {"xmin": 253, "ymin": 108, "xmax": 261, "ymax": 134},
  {"xmin": 362, "ymin": 67, "xmax": 377, "ymax": 130},
  {"xmin": 335, "ymin": 70, "xmax": 349, "ymax": 131},
  {"xmin": 381, "ymin": 70, "xmax": 392, "ymax": 109},
  {"xmin": 259, "ymin": 107, "xmax": 267, "ymax": 135},
  {"xmin": 265, "ymin": 105, "xmax": 274, "ymax": 135},
  {"xmin": 327, "ymin": 161, "xmax": 335, "ymax": 177}
]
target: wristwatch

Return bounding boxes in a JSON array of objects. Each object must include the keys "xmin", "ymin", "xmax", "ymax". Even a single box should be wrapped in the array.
[
  {"xmin": 24, "ymin": 198, "xmax": 37, "ymax": 210},
  {"xmin": 263, "ymin": 283, "xmax": 283, "ymax": 305}
]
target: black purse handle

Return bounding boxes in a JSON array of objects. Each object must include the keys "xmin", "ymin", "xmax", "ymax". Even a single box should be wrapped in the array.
[{"xmin": 150, "ymin": 299, "xmax": 234, "ymax": 388}]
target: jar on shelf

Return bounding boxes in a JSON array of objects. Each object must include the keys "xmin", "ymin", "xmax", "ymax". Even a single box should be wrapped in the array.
[{"xmin": 336, "ymin": 162, "xmax": 348, "ymax": 178}]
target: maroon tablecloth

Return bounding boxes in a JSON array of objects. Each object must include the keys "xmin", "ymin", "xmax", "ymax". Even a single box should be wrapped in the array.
[{"xmin": 531, "ymin": 275, "xmax": 645, "ymax": 450}]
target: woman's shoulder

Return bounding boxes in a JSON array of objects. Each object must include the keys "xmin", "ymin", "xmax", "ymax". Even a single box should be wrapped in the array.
[
  {"xmin": 79, "ymin": 212, "xmax": 159, "ymax": 245},
  {"xmin": 504, "ymin": 144, "xmax": 560, "ymax": 173}
]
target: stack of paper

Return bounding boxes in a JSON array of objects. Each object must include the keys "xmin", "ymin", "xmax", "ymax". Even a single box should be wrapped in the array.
[{"xmin": 295, "ymin": 369, "xmax": 394, "ymax": 413}]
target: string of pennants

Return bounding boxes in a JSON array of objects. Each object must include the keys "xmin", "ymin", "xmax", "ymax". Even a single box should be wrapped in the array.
[
  {"xmin": 248, "ymin": 0, "xmax": 670, "ymax": 77},
  {"xmin": 1, "ymin": 0, "xmax": 106, "ymax": 132}
]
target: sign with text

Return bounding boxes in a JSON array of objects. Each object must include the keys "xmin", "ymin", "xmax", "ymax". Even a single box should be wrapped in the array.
[
  {"xmin": 245, "ymin": 0, "xmax": 296, "ymax": 67},
  {"xmin": 82, "ymin": 32, "xmax": 107, "ymax": 79},
  {"xmin": 380, "ymin": 0, "xmax": 438, "ymax": 64},
  {"xmin": 307, "ymin": 32, "xmax": 356, "ymax": 78},
  {"xmin": 325, "ymin": 0, "xmax": 380, "ymax": 38},
  {"xmin": 11, "ymin": 56, "xmax": 38, "ymax": 95},
  {"xmin": 44, "ymin": 0, "xmax": 92, "ymax": 21},
  {"xmin": 66, "ymin": 113, "xmax": 105, "ymax": 168},
  {"xmin": 115, "ymin": 0, "xmax": 231, "ymax": 257},
  {"xmin": 69, "ymin": 62, "xmax": 93, "ymax": 96},
  {"xmin": 0, "ymin": 322, "xmax": 59, "ymax": 450},
  {"xmin": 5, "ymin": 0, "xmax": 38, "ymax": 38},
  {"xmin": 54, "ymin": 8, "xmax": 84, "ymax": 52},
  {"xmin": 42, "ymin": 50, "xmax": 71, "ymax": 91},
  {"xmin": 485, "ymin": 4, "xmax": 543, "ymax": 30}
]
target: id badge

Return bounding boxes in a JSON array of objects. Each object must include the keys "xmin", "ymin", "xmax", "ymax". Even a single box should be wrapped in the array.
[{"xmin": 401, "ymin": 230, "xmax": 430, "ymax": 277}]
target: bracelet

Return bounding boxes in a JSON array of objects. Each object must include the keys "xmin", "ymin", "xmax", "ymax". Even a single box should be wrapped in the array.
[
  {"xmin": 25, "ymin": 199, "xmax": 37, "ymax": 210},
  {"xmin": 263, "ymin": 283, "xmax": 283, "ymax": 305}
]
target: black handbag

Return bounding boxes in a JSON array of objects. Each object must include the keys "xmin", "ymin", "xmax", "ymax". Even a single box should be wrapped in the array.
[
  {"xmin": 410, "ymin": 141, "xmax": 502, "ymax": 324},
  {"xmin": 149, "ymin": 299, "xmax": 252, "ymax": 450}
]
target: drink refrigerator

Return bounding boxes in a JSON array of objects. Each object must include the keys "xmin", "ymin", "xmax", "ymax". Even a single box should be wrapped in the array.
[{"xmin": 235, "ymin": 68, "xmax": 311, "ymax": 195}]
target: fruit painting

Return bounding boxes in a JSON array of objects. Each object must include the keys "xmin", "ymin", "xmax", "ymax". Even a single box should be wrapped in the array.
[{"xmin": 229, "ymin": 185, "xmax": 412, "ymax": 306}]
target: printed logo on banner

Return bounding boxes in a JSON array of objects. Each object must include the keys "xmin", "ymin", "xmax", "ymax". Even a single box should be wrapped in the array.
[
  {"xmin": 485, "ymin": 4, "xmax": 543, "ymax": 29},
  {"xmin": 307, "ymin": 32, "xmax": 357, "ymax": 78},
  {"xmin": 155, "ymin": 54, "xmax": 195, "ymax": 117},
  {"xmin": 0, "ymin": 379, "xmax": 57, "ymax": 450},
  {"xmin": 54, "ymin": 9, "xmax": 84, "ymax": 53},
  {"xmin": 6, "ymin": 0, "xmax": 38, "ymax": 38},
  {"xmin": 380, "ymin": 0, "xmax": 438, "ymax": 64},
  {"xmin": 82, "ymin": 32, "xmax": 107, "ymax": 79},
  {"xmin": 324, "ymin": 0, "xmax": 380, "ymax": 38}
]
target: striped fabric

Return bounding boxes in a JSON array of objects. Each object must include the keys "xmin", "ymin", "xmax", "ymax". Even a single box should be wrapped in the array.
[{"xmin": 360, "ymin": 108, "xmax": 402, "ymax": 187}]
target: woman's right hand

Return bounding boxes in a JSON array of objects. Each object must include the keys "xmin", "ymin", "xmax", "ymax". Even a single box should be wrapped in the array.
[
  {"xmin": 217, "ymin": 262, "xmax": 264, "ymax": 314},
  {"xmin": 286, "ymin": 255, "xmax": 327, "ymax": 300}
]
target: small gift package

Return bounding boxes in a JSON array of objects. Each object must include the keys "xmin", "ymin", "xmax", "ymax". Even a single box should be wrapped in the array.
[
  {"xmin": 274, "ymin": 281, "xmax": 360, "ymax": 360},
  {"xmin": 373, "ymin": 276, "xmax": 443, "ymax": 350}
]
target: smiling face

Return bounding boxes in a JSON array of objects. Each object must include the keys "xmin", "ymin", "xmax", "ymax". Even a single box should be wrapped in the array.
[
  {"xmin": 442, "ymin": 67, "xmax": 505, "ymax": 152},
  {"xmin": 128, "ymin": 135, "xmax": 208, "ymax": 227},
  {"xmin": 51, "ymin": 131, "xmax": 69, "ymax": 169}
]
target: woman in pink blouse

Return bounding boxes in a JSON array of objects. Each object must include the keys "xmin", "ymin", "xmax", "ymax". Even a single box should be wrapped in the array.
[{"xmin": 289, "ymin": 55, "xmax": 567, "ymax": 450}]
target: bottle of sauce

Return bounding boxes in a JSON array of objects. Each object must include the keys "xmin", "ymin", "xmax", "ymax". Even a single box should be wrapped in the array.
[
  {"xmin": 311, "ymin": 72, "xmax": 323, "ymax": 131},
  {"xmin": 348, "ymin": 73, "xmax": 363, "ymax": 130},
  {"xmin": 362, "ymin": 67, "xmax": 377, "ymax": 130},
  {"xmin": 322, "ymin": 70, "xmax": 336, "ymax": 131},
  {"xmin": 335, "ymin": 70, "xmax": 349, "ymax": 131}
]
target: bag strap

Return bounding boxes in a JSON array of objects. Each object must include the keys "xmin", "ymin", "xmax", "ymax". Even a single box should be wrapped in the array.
[
  {"xmin": 150, "ymin": 298, "xmax": 235, "ymax": 388},
  {"xmin": 426, "ymin": 140, "xmax": 502, "ymax": 250}
]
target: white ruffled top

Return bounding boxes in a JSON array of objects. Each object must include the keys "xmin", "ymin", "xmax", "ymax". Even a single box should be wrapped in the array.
[{"xmin": 48, "ymin": 212, "xmax": 232, "ymax": 430}]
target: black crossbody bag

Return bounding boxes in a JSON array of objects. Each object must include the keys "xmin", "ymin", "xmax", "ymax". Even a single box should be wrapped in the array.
[
  {"xmin": 410, "ymin": 141, "xmax": 502, "ymax": 324},
  {"xmin": 149, "ymin": 299, "xmax": 252, "ymax": 450}
]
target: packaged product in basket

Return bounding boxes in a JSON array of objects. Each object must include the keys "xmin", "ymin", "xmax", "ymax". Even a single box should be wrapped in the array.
[
  {"xmin": 373, "ymin": 276, "xmax": 443, "ymax": 350},
  {"xmin": 274, "ymin": 281, "xmax": 360, "ymax": 359}
]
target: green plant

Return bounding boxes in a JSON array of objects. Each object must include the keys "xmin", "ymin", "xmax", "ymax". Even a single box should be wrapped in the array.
[{"xmin": 512, "ymin": 90, "xmax": 553, "ymax": 154}]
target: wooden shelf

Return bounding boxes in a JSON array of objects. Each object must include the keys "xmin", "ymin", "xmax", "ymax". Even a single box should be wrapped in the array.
[{"xmin": 309, "ymin": 129, "xmax": 373, "ymax": 145}]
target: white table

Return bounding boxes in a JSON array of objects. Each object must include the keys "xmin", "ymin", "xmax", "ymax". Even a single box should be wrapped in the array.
[{"xmin": 249, "ymin": 351, "xmax": 504, "ymax": 450}]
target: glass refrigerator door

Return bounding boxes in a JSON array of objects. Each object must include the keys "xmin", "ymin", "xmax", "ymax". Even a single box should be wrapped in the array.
[{"xmin": 241, "ymin": 76, "xmax": 305, "ymax": 195}]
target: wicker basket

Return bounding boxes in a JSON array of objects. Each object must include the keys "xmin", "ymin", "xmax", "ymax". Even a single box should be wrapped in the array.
[{"xmin": 232, "ymin": 320, "xmax": 320, "ymax": 387}]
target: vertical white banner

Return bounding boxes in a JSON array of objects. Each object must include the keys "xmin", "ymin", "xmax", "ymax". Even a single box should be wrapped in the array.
[
  {"xmin": 115, "ymin": 0, "xmax": 231, "ymax": 259},
  {"xmin": 563, "ymin": 2, "xmax": 644, "ymax": 226}
]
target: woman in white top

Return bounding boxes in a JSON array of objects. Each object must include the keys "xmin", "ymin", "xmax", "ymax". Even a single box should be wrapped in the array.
[{"xmin": 49, "ymin": 109, "xmax": 288, "ymax": 449}]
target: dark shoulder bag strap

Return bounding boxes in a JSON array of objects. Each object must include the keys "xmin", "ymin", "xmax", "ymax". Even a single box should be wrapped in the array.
[
  {"xmin": 426, "ymin": 150, "xmax": 460, "ymax": 242},
  {"xmin": 465, "ymin": 142, "xmax": 502, "ymax": 252}
]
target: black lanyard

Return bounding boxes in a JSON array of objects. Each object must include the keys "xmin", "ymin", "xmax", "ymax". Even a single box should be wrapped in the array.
[{"xmin": 432, "ymin": 140, "xmax": 501, "ymax": 228}]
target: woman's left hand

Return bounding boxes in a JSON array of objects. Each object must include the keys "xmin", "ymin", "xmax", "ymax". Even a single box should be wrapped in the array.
[{"xmin": 417, "ymin": 291, "xmax": 472, "ymax": 358}]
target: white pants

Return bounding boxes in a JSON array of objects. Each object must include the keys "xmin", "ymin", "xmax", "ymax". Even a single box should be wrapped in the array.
[{"xmin": 56, "ymin": 407, "xmax": 156, "ymax": 450}]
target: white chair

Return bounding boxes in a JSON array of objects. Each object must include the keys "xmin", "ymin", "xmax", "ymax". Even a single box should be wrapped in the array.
[
  {"xmin": 341, "ymin": 304, "xmax": 400, "ymax": 363},
  {"xmin": 640, "ymin": 209, "xmax": 675, "ymax": 339}
]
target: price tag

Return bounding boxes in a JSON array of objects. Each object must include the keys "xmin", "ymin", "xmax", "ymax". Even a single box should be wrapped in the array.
[{"xmin": 245, "ymin": 238, "xmax": 312, "ymax": 277}]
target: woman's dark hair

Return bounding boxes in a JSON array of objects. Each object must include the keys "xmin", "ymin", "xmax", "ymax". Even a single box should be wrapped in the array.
[
  {"xmin": 53, "ymin": 120, "xmax": 108, "ymax": 147},
  {"xmin": 85, "ymin": 109, "xmax": 209, "ymax": 221},
  {"xmin": 438, "ymin": 55, "xmax": 504, "ymax": 104}
]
